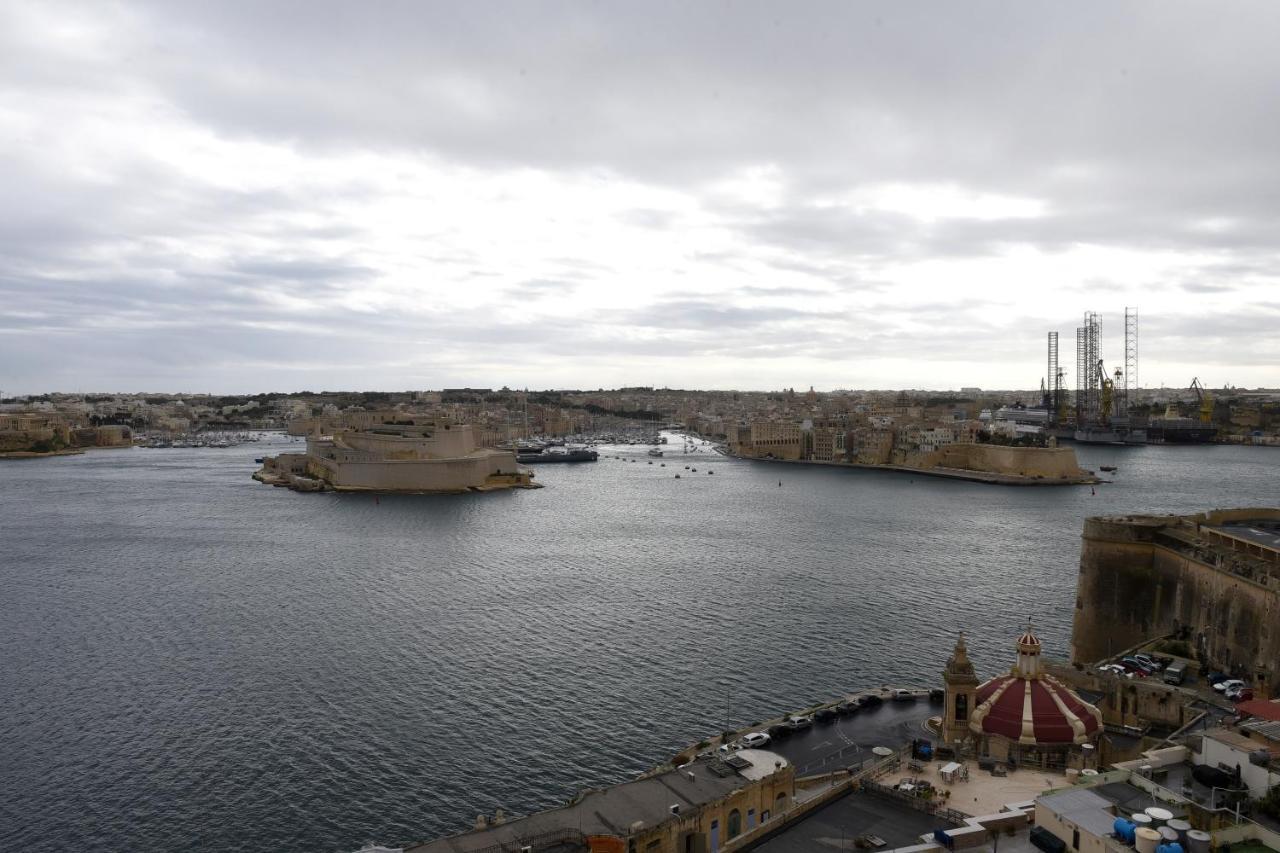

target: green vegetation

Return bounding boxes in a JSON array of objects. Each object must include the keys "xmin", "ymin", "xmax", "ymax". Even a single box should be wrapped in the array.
[
  {"xmin": 1259, "ymin": 783, "xmax": 1280, "ymax": 821},
  {"xmin": 1155, "ymin": 638, "xmax": 1192, "ymax": 658},
  {"xmin": 29, "ymin": 435, "xmax": 67, "ymax": 454},
  {"xmin": 975, "ymin": 430, "xmax": 1048, "ymax": 448}
]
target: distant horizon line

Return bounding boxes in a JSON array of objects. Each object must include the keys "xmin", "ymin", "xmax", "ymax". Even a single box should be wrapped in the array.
[{"xmin": 5, "ymin": 385, "xmax": 1277, "ymax": 399}]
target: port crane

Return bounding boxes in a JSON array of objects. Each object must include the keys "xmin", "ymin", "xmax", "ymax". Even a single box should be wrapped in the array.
[
  {"xmin": 1190, "ymin": 377, "xmax": 1214, "ymax": 423},
  {"xmin": 1095, "ymin": 360, "xmax": 1124, "ymax": 424}
]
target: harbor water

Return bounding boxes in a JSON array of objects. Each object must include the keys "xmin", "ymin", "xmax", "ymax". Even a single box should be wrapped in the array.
[{"xmin": 1, "ymin": 437, "xmax": 1277, "ymax": 852}]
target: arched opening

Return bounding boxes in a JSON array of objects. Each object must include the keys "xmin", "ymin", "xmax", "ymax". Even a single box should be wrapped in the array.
[
  {"xmin": 954, "ymin": 693, "xmax": 968, "ymax": 722},
  {"xmin": 775, "ymin": 791, "xmax": 787, "ymax": 813},
  {"xmin": 727, "ymin": 809, "xmax": 741, "ymax": 839}
]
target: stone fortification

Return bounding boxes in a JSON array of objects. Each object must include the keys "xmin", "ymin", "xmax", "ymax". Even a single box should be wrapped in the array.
[
  {"xmin": 1071, "ymin": 509, "xmax": 1280, "ymax": 694},
  {"xmin": 255, "ymin": 419, "xmax": 539, "ymax": 494},
  {"xmin": 1, "ymin": 413, "xmax": 130, "ymax": 456},
  {"xmin": 923, "ymin": 443, "xmax": 1088, "ymax": 480}
]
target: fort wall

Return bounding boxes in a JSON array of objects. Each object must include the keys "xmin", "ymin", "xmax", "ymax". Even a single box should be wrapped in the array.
[
  {"xmin": 1071, "ymin": 509, "xmax": 1280, "ymax": 694},
  {"xmin": 925, "ymin": 444, "xmax": 1085, "ymax": 479}
]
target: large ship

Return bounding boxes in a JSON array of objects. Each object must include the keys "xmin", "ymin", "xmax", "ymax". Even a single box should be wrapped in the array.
[
  {"xmin": 1145, "ymin": 417, "xmax": 1218, "ymax": 444},
  {"xmin": 1072, "ymin": 423, "xmax": 1147, "ymax": 446}
]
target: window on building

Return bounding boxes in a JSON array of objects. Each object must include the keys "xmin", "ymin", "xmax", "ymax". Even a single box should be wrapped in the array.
[
  {"xmin": 727, "ymin": 809, "xmax": 741, "ymax": 839},
  {"xmin": 955, "ymin": 693, "xmax": 968, "ymax": 721},
  {"xmin": 1073, "ymin": 828, "xmax": 1080, "ymax": 850}
]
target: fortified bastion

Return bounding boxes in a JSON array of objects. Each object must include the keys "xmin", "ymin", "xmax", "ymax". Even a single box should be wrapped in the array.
[{"xmin": 1072, "ymin": 508, "xmax": 1280, "ymax": 694}]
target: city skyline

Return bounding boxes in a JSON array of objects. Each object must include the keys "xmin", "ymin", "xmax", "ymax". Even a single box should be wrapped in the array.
[{"xmin": 3, "ymin": 2, "xmax": 1280, "ymax": 394}]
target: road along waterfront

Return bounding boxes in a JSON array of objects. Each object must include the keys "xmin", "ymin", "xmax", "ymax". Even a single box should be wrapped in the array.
[{"xmin": 1, "ymin": 434, "xmax": 1276, "ymax": 852}]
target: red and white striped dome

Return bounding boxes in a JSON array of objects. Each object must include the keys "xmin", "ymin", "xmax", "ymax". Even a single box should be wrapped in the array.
[
  {"xmin": 970, "ymin": 673, "xmax": 1102, "ymax": 745},
  {"xmin": 968, "ymin": 626, "xmax": 1102, "ymax": 746}
]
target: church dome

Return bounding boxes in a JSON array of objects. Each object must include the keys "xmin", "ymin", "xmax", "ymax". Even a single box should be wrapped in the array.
[{"xmin": 968, "ymin": 626, "xmax": 1102, "ymax": 746}]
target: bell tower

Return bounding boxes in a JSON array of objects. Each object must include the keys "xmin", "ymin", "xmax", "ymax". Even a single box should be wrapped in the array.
[{"xmin": 942, "ymin": 632, "xmax": 979, "ymax": 749}]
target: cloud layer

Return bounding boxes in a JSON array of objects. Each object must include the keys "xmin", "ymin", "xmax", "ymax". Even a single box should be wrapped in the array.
[{"xmin": 2, "ymin": 1, "xmax": 1278, "ymax": 392}]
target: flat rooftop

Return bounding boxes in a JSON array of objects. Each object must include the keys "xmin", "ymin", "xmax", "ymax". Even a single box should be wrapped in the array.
[
  {"xmin": 900, "ymin": 759, "xmax": 1067, "ymax": 817},
  {"xmin": 747, "ymin": 790, "xmax": 949, "ymax": 853},
  {"xmin": 1204, "ymin": 522, "xmax": 1280, "ymax": 553}
]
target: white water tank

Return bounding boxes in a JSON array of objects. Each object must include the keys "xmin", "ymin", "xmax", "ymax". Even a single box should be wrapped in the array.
[
  {"xmin": 1131, "ymin": 813, "xmax": 1153, "ymax": 828},
  {"xmin": 1166, "ymin": 818, "xmax": 1190, "ymax": 843},
  {"xmin": 1146, "ymin": 806, "xmax": 1173, "ymax": 826},
  {"xmin": 1136, "ymin": 826, "xmax": 1161, "ymax": 853},
  {"xmin": 1186, "ymin": 830, "xmax": 1211, "ymax": 853}
]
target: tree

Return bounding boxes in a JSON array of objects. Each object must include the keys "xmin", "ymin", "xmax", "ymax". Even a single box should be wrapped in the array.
[{"xmin": 1260, "ymin": 783, "xmax": 1280, "ymax": 821}]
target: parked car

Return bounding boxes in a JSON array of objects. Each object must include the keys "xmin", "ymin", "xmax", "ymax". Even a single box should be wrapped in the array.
[
  {"xmin": 741, "ymin": 732, "xmax": 771, "ymax": 749},
  {"xmin": 1226, "ymin": 686, "xmax": 1253, "ymax": 702},
  {"xmin": 892, "ymin": 689, "xmax": 917, "ymax": 702},
  {"xmin": 814, "ymin": 708, "xmax": 837, "ymax": 723},
  {"xmin": 1206, "ymin": 672, "xmax": 1229, "ymax": 687},
  {"xmin": 1119, "ymin": 659, "xmax": 1149, "ymax": 676},
  {"xmin": 1121, "ymin": 657, "xmax": 1155, "ymax": 674},
  {"xmin": 836, "ymin": 700, "xmax": 861, "ymax": 716},
  {"xmin": 1215, "ymin": 679, "xmax": 1245, "ymax": 694},
  {"xmin": 767, "ymin": 724, "xmax": 791, "ymax": 740},
  {"xmin": 786, "ymin": 714, "xmax": 813, "ymax": 731},
  {"xmin": 862, "ymin": 694, "xmax": 883, "ymax": 707},
  {"xmin": 1133, "ymin": 653, "xmax": 1163, "ymax": 671},
  {"xmin": 1099, "ymin": 664, "xmax": 1126, "ymax": 675}
]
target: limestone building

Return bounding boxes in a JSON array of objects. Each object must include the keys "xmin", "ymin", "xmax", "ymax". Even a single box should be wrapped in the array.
[
  {"xmin": 944, "ymin": 626, "xmax": 1103, "ymax": 770},
  {"xmin": 941, "ymin": 633, "xmax": 980, "ymax": 750}
]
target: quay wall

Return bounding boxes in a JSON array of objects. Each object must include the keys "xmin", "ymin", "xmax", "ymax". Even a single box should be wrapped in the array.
[
  {"xmin": 1071, "ymin": 510, "xmax": 1280, "ymax": 693},
  {"xmin": 926, "ymin": 444, "xmax": 1085, "ymax": 479},
  {"xmin": 307, "ymin": 453, "xmax": 518, "ymax": 492}
]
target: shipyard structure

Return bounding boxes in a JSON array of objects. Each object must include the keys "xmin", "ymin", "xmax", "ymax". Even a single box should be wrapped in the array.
[
  {"xmin": 1072, "ymin": 508, "xmax": 1280, "ymax": 695},
  {"xmin": 254, "ymin": 419, "xmax": 539, "ymax": 493}
]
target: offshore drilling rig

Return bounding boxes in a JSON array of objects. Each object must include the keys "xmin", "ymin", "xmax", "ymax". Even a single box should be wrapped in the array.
[
  {"xmin": 1066, "ymin": 309, "xmax": 1145, "ymax": 445},
  {"xmin": 1043, "ymin": 308, "xmax": 1218, "ymax": 445}
]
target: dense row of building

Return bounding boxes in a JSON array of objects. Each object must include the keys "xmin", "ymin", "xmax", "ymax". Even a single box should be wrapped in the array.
[{"xmin": 4, "ymin": 384, "xmax": 1278, "ymax": 456}]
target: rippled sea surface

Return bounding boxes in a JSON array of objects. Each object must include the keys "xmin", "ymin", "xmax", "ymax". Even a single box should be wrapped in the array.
[{"xmin": 2, "ymin": 436, "xmax": 1277, "ymax": 852}]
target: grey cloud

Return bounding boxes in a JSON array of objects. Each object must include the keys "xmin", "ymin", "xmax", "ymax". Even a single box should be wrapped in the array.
[
  {"xmin": 505, "ymin": 279, "xmax": 577, "ymax": 298},
  {"xmin": 1180, "ymin": 282, "xmax": 1236, "ymax": 294},
  {"xmin": 623, "ymin": 299, "xmax": 828, "ymax": 331},
  {"xmin": 3, "ymin": 1, "xmax": 1280, "ymax": 390}
]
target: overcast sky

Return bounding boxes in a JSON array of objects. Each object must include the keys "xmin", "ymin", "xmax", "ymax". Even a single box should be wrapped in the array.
[{"xmin": 2, "ymin": 1, "xmax": 1278, "ymax": 394}]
